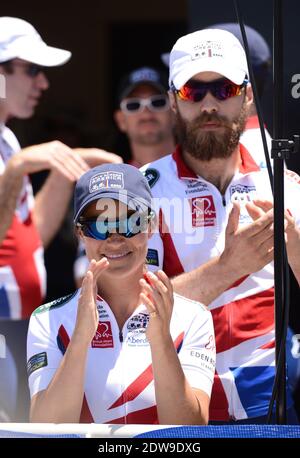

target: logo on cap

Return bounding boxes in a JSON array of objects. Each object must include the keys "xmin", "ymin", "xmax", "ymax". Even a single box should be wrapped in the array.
[
  {"xmin": 130, "ymin": 68, "xmax": 160, "ymax": 84},
  {"xmin": 191, "ymin": 40, "xmax": 224, "ymax": 60},
  {"xmin": 89, "ymin": 171, "xmax": 124, "ymax": 193}
]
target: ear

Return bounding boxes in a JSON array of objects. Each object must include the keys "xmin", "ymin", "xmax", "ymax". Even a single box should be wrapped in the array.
[
  {"xmin": 245, "ymin": 82, "xmax": 254, "ymax": 105},
  {"xmin": 168, "ymin": 90, "xmax": 178, "ymax": 114},
  {"xmin": 114, "ymin": 109, "xmax": 127, "ymax": 133},
  {"xmin": 76, "ymin": 226, "xmax": 85, "ymax": 241},
  {"xmin": 147, "ymin": 213, "xmax": 158, "ymax": 240}
]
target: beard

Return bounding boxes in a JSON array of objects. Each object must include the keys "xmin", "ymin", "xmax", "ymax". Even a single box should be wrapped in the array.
[{"xmin": 174, "ymin": 102, "xmax": 248, "ymax": 161}]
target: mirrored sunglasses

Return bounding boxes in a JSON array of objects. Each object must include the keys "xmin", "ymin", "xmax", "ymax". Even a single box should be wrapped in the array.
[
  {"xmin": 120, "ymin": 94, "xmax": 169, "ymax": 114},
  {"xmin": 77, "ymin": 212, "xmax": 154, "ymax": 240},
  {"xmin": 171, "ymin": 78, "xmax": 248, "ymax": 103}
]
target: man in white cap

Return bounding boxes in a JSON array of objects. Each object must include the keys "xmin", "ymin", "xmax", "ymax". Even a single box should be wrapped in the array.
[
  {"xmin": 143, "ymin": 28, "xmax": 300, "ymax": 423},
  {"xmin": 0, "ymin": 17, "xmax": 122, "ymax": 320},
  {"xmin": 160, "ymin": 23, "xmax": 272, "ymax": 170},
  {"xmin": 207, "ymin": 22, "xmax": 273, "ymax": 170},
  {"xmin": 0, "ymin": 16, "xmax": 123, "ymax": 422}
]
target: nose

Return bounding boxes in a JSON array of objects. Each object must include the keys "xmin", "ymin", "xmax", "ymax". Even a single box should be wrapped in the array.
[
  {"xmin": 138, "ymin": 101, "xmax": 154, "ymax": 115},
  {"xmin": 36, "ymin": 71, "xmax": 50, "ymax": 91},
  {"xmin": 139, "ymin": 106, "xmax": 156, "ymax": 117},
  {"xmin": 199, "ymin": 92, "xmax": 218, "ymax": 114},
  {"xmin": 106, "ymin": 232, "xmax": 126, "ymax": 243}
]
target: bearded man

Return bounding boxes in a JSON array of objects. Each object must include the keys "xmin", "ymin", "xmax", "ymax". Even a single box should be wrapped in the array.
[{"xmin": 142, "ymin": 28, "xmax": 300, "ymax": 424}]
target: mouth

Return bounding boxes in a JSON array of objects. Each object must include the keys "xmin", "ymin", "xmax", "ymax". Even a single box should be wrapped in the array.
[
  {"xmin": 102, "ymin": 251, "xmax": 131, "ymax": 260},
  {"xmin": 29, "ymin": 96, "xmax": 40, "ymax": 105},
  {"xmin": 139, "ymin": 119, "xmax": 159, "ymax": 126},
  {"xmin": 201, "ymin": 122, "xmax": 222, "ymax": 129}
]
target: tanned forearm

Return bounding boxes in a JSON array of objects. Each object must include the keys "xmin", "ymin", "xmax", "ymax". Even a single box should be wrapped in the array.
[
  {"xmin": 0, "ymin": 158, "xmax": 24, "ymax": 244},
  {"xmin": 172, "ymin": 204, "xmax": 276, "ymax": 305},
  {"xmin": 30, "ymin": 334, "xmax": 89, "ymax": 423},
  {"xmin": 150, "ymin": 334, "xmax": 209, "ymax": 424},
  {"xmin": 32, "ymin": 171, "xmax": 74, "ymax": 248},
  {"xmin": 171, "ymin": 255, "xmax": 240, "ymax": 305}
]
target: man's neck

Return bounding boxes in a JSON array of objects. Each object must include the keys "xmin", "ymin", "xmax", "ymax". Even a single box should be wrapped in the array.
[
  {"xmin": 130, "ymin": 139, "xmax": 175, "ymax": 167},
  {"xmin": 182, "ymin": 147, "xmax": 241, "ymax": 195},
  {"xmin": 0, "ymin": 106, "xmax": 8, "ymax": 125}
]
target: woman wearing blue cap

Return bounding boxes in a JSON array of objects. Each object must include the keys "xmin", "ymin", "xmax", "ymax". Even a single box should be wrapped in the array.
[{"xmin": 27, "ymin": 163, "xmax": 215, "ymax": 425}]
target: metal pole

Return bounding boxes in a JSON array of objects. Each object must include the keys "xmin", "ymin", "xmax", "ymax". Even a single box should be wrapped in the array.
[{"xmin": 273, "ymin": 0, "xmax": 287, "ymax": 424}]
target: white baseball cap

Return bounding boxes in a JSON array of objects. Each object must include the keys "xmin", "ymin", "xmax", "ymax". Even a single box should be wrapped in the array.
[
  {"xmin": 169, "ymin": 28, "xmax": 248, "ymax": 89},
  {"xmin": 0, "ymin": 17, "xmax": 71, "ymax": 66}
]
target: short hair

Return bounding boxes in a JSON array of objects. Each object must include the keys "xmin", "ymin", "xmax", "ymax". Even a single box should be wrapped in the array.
[{"xmin": 0, "ymin": 59, "xmax": 14, "ymax": 74}]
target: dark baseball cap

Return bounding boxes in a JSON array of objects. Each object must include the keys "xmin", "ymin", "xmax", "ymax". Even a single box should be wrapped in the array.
[
  {"xmin": 74, "ymin": 163, "xmax": 153, "ymax": 223},
  {"xmin": 208, "ymin": 23, "xmax": 271, "ymax": 67},
  {"xmin": 117, "ymin": 66, "xmax": 168, "ymax": 104}
]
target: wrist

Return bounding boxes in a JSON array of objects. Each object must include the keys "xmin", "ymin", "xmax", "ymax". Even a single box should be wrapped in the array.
[
  {"xmin": 148, "ymin": 330, "xmax": 173, "ymax": 349},
  {"xmin": 218, "ymin": 252, "xmax": 245, "ymax": 286},
  {"xmin": 47, "ymin": 169, "xmax": 76, "ymax": 187},
  {"xmin": 7, "ymin": 153, "xmax": 26, "ymax": 177}
]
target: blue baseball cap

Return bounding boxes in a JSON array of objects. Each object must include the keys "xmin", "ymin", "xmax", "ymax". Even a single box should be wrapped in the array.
[
  {"xmin": 117, "ymin": 66, "xmax": 168, "ymax": 103},
  {"xmin": 74, "ymin": 163, "xmax": 153, "ymax": 223}
]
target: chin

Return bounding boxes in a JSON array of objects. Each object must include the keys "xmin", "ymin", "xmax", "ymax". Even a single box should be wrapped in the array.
[{"xmin": 18, "ymin": 110, "xmax": 35, "ymax": 119}]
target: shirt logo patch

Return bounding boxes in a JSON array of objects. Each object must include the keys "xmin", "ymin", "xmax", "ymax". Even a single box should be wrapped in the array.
[
  {"xmin": 92, "ymin": 321, "xmax": 114, "ymax": 348},
  {"xmin": 127, "ymin": 313, "xmax": 149, "ymax": 331},
  {"xmin": 143, "ymin": 168, "xmax": 160, "ymax": 188},
  {"xmin": 89, "ymin": 171, "xmax": 124, "ymax": 193},
  {"xmin": 185, "ymin": 181, "xmax": 209, "ymax": 195},
  {"xmin": 127, "ymin": 334, "xmax": 149, "ymax": 346},
  {"xmin": 27, "ymin": 351, "xmax": 48, "ymax": 376},
  {"xmin": 230, "ymin": 184, "xmax": 256, "ymax": 202},
  {"xmin": 96, "ymin": 301, "xmax": 109, "ymax": 319},
  {"xmin": 190, "ymin": 195, "xmax": 216, "ymax": 227},
  {"xmin": 146, "ymin": 248, "xmax": 159, "ymax": 266},
  {"xmin": 190, "ymin": 349, "xmax": 216, "ymax": 373}
]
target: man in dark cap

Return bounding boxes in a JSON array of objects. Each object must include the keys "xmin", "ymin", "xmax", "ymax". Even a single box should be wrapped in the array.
[{"xmin": 114, "ymin": 66, "xmax": 175, "ymax": 167}]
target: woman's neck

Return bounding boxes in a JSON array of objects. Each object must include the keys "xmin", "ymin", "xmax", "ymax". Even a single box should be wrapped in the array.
[{"xmin": 97, "ymin": 270, "xmax": 143, "ymax": 330}]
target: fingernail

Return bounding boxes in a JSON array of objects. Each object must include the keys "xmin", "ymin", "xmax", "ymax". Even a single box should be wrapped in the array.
[{"xmin": 147, "ymin": 271, "xmax": 156, "ymax": 278}]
